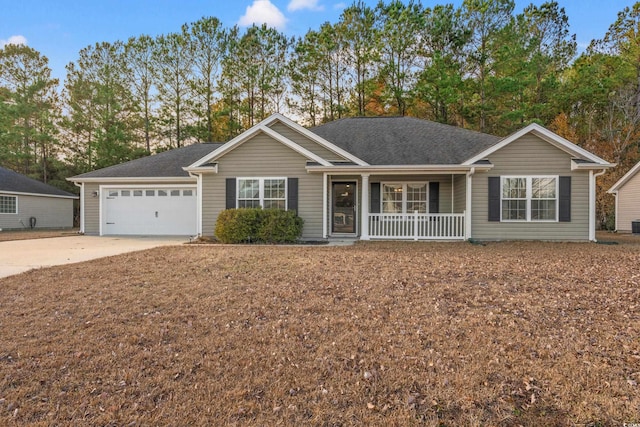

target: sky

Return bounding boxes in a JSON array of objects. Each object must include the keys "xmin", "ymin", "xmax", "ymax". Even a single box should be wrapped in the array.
[{"xmin": 0, "ymin": 0, "xmax": 635, "ymax": 83}]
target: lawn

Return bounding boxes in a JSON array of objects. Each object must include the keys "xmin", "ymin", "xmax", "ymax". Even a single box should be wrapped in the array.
[
  {"xmin": 0, "ymin": 240, "xmax": 639, "ymax": 426},
  {"xmin": 0, "ymin": 229, "xmax": 78, "ymax": 242}
]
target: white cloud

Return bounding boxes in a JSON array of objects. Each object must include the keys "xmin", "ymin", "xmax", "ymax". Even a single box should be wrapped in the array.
[
  {"xmin": 238, "ymin": 0, "xmax": 287, "ymax": 29},
  {"xmin": 333, "ymin": 2, "xmax": 346, "ymax": 10},
  {"xmin": 288, "ymin": 0, "xmax": 324, "ymax": 12},
  {"xmin": 0, "ymin": 35, "xmax": 27, "ymax": 48}
]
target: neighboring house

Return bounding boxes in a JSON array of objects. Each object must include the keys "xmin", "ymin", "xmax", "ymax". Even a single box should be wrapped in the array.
[
  {"xmin": 608, "ymin": 161, "xmax": 640, "ymax": 233},
  {"xmin": 0, "ymin": 166, "xmax": 77, "ymax": 230},
  {"xmin": 68, "ymin": 113, "xmax": 614, "ymax": 241}
]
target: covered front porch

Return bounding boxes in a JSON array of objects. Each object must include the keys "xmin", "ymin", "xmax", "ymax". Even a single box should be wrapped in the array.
[{"xmin": 309, "ymin": 165, "xmax": 486, "ymax": 241}]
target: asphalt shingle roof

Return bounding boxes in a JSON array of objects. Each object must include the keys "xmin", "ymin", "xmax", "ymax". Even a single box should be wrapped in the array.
[
  {"xmin": 0, "ymin": 167, "xmax": 76, "ymax": 197},
  {"xmin": 310, "ymin": 116, "xmax": 501, "ymax": 165},
  {"xmin": 71, "ymin": 118, "xmax": 502, "ymax": 179},
  {"xmin": 71, "ymin": 143, "xmax": 223, "ymax": 179}
]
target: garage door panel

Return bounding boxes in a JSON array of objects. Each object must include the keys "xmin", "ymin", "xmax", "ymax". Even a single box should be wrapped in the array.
[{"xmin": 103, "ymin": 187, "xmax": 196, "ymax": 235}]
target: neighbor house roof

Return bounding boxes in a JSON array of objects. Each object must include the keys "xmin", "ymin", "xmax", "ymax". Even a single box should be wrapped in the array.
[
  {"xmin": 0, "ymin": 167, "xmax": 76, "ymax": 198},
  {"xmin": 309, "ymin": 117, "xmax": 502, "ymax": 165},
  {"xmin": 71, "ymin": 143, "xmax": 223, "ymax": 179}
]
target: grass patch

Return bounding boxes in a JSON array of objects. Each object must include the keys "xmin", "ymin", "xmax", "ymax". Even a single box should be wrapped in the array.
[{"xmin": 0, "ymin": 241, "xmax": 638, "ymax": 425}]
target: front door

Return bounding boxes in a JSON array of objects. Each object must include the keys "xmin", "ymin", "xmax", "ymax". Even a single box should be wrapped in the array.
[{"xmin": 332, "ymin": 182, "xmax": 357, "ymax": 234}]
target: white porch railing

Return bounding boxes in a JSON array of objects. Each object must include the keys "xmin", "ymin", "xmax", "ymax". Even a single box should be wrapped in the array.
[{"xmin": 368, "ymin": 211, "xmax": 466, "ymax": 240}]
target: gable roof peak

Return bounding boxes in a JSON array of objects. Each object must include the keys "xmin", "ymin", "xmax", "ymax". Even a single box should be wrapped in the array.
[
  {"xmin": 189, "ymin": 112, "xmax": 368, "ymax": 168},
  {"xmin": 463, "ymin": 122, "xmax": 613, "ymax": 167}
]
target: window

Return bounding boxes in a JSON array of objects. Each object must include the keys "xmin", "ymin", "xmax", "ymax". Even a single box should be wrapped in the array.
[
  {"xmin": 158, "ymin": 190, "xmax": 168, "ymax": 197},
  {"xmin": 108, "ymin": 190, "xmax": 118, "ymax": 197},
  {"xmin": 133, "ymin": 190, "xmax": 143, "ymax": 197},
  {"xmin": 501, "ymin": 176, "xmax": 557, "ymax": 221},
  {"xmin": 237, "ymin": 178, "xmax": 286, "ymax": 209},
  {"xmin": 170, "ymin": 190, "xmax": 180, "ymax": 196},
  {"xmin": 146, "ymin": 190, "xmax": 155, "ymax": 197},
  {"xmin": 382, "ymin": 183, "xmax": 427, "ymax": 213},
  {"xmin": 263, "ymin": 179, "xmax": 285, "ymax": 209},
  {"xmin": 0, "ymin": 195, "xmax": 17, "ymax": 214},
  {"xmin": 121, "ymin": 190, "xmax": 130, "ymax": 197},
  {"xmin": 183, "ymin": 189, "xmax": 193, "ymax": 196}
]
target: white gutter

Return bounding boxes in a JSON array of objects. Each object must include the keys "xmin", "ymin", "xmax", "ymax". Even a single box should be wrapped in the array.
[
  {"xmin": 589, "ymin": 169, "xmax": 607, "ymax": 242},
  {"xmin": 465, "ymin": 167, "xmax": 475, "ymax": 240},
  {"xmin": 0, "ymin": 190, "xmax": 77, "ymax": 200},
  {"xmin": 182, "ymin": 165, "xmax": 218, "ymax": 174},
  {"xmin": 74, "ymin": 182, "xmax": 84, "ymax": 234},
  {"xmin": 571, "ymin": 159, "xmax": 616, "ymax": 171},
  {"xmin": 68, "ymin": 177, "xmax": 197, "ymax": 183}
]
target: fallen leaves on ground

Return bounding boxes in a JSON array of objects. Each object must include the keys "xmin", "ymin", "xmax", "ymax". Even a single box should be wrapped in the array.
[{"xmin": 0, "ymin": 239, "xmax": 639, "ymax": 426}]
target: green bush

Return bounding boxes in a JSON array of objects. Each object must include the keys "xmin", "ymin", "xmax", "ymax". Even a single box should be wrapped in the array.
[
  {"xmin": 214, "ymin": 208, "xmax": 304, "ymax": 244},
  {"xmin": 257, "ymin": 209, "xmax": 304, "ymax": 243},
  {"xmin": 214, "ymin": 208, "xmax": 260, "ymax": 243}
]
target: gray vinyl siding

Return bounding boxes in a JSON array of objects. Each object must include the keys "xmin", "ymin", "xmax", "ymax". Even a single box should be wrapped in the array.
[
  {"xmin": 616, "ymin": 170, "xmax": 640, "ymax": 232},
  {"xmin": 268, "ymin": 122, "xmax": 347, "ymax": 161},
  {"xmin": 83, "ymin": 183, "xmax": 100, "ymax": 235},
  {"xmin": 202, "ymin": 133, "xmax": 324, "ymax": 238},
  {"xmin": 471, "ymin": 134, "xmax": 590, "ymax": 241},
  {"xmin": 0, "ymin": 194, "xmax": 73, "ymax": 230},
  {"xmin": 453, "ymin": 174, "xmax": 467, "ymax": 213}
]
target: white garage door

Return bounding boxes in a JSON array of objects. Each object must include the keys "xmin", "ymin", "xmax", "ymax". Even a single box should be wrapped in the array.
[{"xmin": 102, "ymin": 187, "xmax": 197, "ymax": 236}]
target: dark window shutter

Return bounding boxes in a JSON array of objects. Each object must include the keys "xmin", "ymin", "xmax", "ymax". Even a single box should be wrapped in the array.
[
  {"xmin": 559, "ymin": 176, "xmax": 571, "ymax": 222},
  {"xmin": 287, "ymin": 178, "xmax": 298, "ymax": 213},
  {"xmin": 370, "ymin": 182, "xmax": 381, "ymax": 213},
  {"xmin": 225, "ymin": 178, "xmax": 236, "ymax": 209},
  {"xmin": 429, "ymin": 182, "xmax": 440, "ymax": 213},
  {"xmin": 488, "ymin": 176, "xmax": 501, "ymax": 222}
]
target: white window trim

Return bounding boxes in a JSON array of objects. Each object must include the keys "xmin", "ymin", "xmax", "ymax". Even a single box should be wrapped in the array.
[
  {"xmin": 381, "ymin": 182, "xmax": 429, "ymax": 214},
  {"xmin": 0, "ymin": 195, "xmax": 18, "ymax": 214},
  {"xmin": 500, "ymin": 175, "xmax": 558, "ymax": 222},
  {"xmin": 236, "ymin": 177, "xmax": 287, "ymax": 210}
]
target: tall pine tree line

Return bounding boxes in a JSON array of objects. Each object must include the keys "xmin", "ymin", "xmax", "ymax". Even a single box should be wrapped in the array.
[{"xmin": 1, "ymin": 1, "xmax": 640, "ymax": 226}]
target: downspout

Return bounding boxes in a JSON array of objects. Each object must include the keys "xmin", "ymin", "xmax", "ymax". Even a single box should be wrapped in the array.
[
  {"xmin": 74, "ymin": 182, "xmax": 84, "ymax": 234},
  {"xmin": 188, "ymin": 172, "xmax": 203, "ymax": 237},
  {"xmin": 465, "ymin": 167, "xmax": 475, "ymax": 240},
  {"xmin": 589, "ymin": 169, "xmax": 607, "ymax": 242}
]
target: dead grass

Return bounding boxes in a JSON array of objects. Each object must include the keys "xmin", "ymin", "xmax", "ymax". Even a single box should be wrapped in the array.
[
  {"xmin": 0, "ymin": 241, "xmax": 639, "ymax": 426},
  {"xmin": 0, "ymin": 229, "xmax": 78, "ymax": 242}
]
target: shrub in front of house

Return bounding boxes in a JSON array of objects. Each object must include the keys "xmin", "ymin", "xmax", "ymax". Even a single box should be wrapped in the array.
[
  {"xmin": 214, "ymin": 208, "xmax": 304, "ymax": 244},
  {"xmin": 257, "ymin": 209, "xmax": 304, "ymax": 243}
]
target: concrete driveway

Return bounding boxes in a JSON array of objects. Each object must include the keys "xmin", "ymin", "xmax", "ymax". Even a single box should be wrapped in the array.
[{"xmin": 0, "ymin": 235, "xmax": 188, "ymax": 279}]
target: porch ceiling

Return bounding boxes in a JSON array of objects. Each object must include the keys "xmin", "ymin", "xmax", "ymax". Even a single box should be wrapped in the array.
[{"xmin": 305, "ymin": 163, "xmax": 493, "ymax": 174}]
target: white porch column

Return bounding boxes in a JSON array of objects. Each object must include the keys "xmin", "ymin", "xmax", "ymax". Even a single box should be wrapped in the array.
[
  {"xmin": 465, "ymin": 169, "xmax": 475, "ymax": 240},
  {"xmin": 322, "ymin": 172, "xmax": 328, "ymax": 238},
  {"xmin": 361, "ymin": 173, "xmax": 370, "ymax": 240}
]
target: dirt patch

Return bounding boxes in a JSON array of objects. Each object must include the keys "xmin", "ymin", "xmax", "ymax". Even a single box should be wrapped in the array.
[
  {"xmin": 0, "ymin": 241, "xmax": 638, "ymax": 425},
  {"xmin": 0, "ymin": 229, "xmax": 79, "ymax": 242},
  {"xmin": 597, "ymin": 230, "xmax": 640, "ymax": 245}
]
